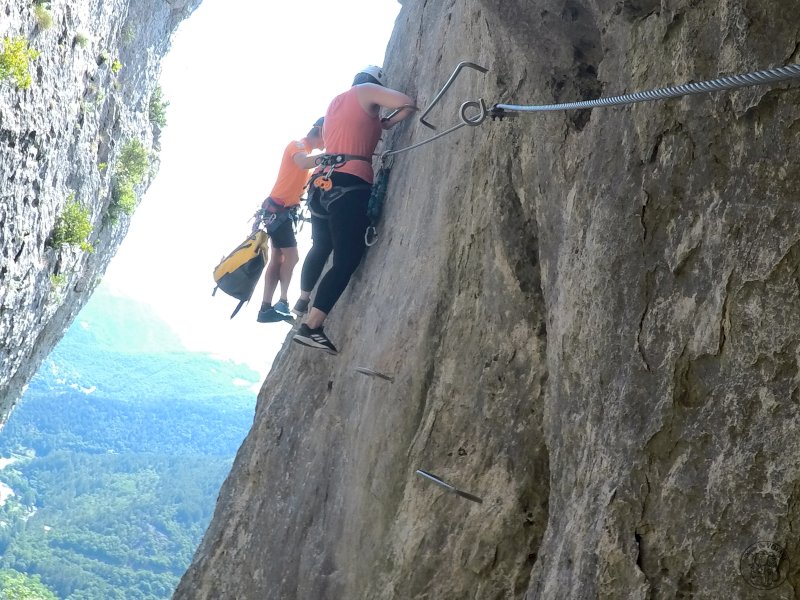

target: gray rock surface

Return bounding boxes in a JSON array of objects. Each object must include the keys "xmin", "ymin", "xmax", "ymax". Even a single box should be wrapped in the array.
[
  {"xmin": 0, "ymin": 0, "xmax": 199, "ymax": 414},
  {"xmin": 176, "ymin": 0, "xmax": 800, "ymax": 598},
  {"xmin": 3, "ymin": 0, "xmax": 798, "ymax": 597}
]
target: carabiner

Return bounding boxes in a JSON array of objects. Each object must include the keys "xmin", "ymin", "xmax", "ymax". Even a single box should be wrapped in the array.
[{"xmin": 365, "ymin": 226, "xmax": 378, "ymax": 247}]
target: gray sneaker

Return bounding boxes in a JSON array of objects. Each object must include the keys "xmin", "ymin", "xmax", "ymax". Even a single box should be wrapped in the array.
[{"xmin": 292, "ymin": 298, "xmax": 310, "ymax": 317}]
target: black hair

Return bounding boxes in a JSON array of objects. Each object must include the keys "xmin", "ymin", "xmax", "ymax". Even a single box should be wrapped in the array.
[{"xmin": 352, "ymin": 73, "xmax": 381, "ymax": 86}]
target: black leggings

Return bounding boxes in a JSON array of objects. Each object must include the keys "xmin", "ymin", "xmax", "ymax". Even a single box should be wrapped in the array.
[{"xmin": 299, "ymin": 173, "xmax": 371, "ymax": 314}]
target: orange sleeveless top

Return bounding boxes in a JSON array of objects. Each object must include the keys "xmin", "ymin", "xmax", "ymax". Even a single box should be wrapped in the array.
[{"xmin": 323, "ymin": 87, "xmax": 381, "ymax": 183}]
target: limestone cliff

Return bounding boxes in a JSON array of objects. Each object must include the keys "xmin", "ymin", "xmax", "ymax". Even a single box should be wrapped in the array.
[
  {"xmin": 0, "ymin": 0, "xmax": 199, "ymax": 414},
  {"xmin": 9, "ymin": 0, "xmax": 784, "ymax": 600},
  {"xmin": 190, "ymin": 0, "xmax": 796, "ymax": 598}
]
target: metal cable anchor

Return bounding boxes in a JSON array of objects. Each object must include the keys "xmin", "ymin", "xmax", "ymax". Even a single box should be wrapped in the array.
[{"xmin": 420, "ymin": 61, "xmax": 489, "ymax": 129}]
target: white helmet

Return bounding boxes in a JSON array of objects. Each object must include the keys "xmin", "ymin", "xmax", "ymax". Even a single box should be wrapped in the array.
[{"xmin": 357, "ymin": 65, "xmax": 387, "ymax": 86}]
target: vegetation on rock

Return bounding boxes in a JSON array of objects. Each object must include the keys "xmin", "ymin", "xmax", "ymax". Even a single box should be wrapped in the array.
[
  {"xmin": 0, "ymin": 37, "xmax": 39, "ymax": 89},
  {"xmin": 52, "ymin": 197, "xmax": 94, "ymax": 253}
]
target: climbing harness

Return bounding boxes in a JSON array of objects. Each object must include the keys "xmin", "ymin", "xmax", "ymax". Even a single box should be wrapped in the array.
[
  {"xmin": 415, "ymin": 469, "xmax": 483, "ymax": 504},
  {"xmin": 311, "ymin": 153, "xmax": 371, "ymax": 193},
  {"xmin": 492, "ymin": 63, "xmax": 800, "ymax": 115},
  {"xmin": 308, "ymin": 153, "xmax": 373, "ymax": 212},
  {"xmin": 253, "ymin": 197, "xmax": 296, "ymax": 236}
]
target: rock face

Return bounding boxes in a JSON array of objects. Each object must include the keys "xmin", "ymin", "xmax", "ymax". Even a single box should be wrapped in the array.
[
  {"xmin": 0, "ymin": 0, "xmax": 199, "ymax": 413},
  {"xmin": 176, "ymin": 0, "xmax": 800, "ymax": 598}
]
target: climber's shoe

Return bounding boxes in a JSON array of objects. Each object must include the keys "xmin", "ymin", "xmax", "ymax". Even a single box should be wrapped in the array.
[
  {"xmin": 273, "ymin": 300, "xmax": 291, "ymax": 316},
  {"xmin": 257, "ymin": 306, "xmax": 285, "ymax": 323},
  {"xmin": 293, "ymin": 324, "xmax": 338, "ymax": 355},
  {"xmin": 292, "ymin": 298, "xmax": 310, "ymax": 317}
]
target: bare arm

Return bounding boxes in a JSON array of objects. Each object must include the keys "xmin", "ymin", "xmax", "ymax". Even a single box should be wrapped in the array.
[
  {"xmin": 292, "ymin": 152, "xmax": 319, "ymax": 169},
  {"xmin": 356, "ymin": 83, "xmax": 417, "ymax": 129}
]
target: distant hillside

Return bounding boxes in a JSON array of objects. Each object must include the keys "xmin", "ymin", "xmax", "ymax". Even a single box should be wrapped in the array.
[
  {"xmin": 27, "ymin": 285, "xmax": 261, "ymax": 406},
  {"xmin": 0, "ymin": 287, "xmax": 258, "ymax": 599}
]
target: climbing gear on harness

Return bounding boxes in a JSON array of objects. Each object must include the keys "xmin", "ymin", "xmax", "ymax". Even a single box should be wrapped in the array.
[
  {"xmin": 364, "ymin": 157, "xmax": 392, "ymax": 246},
  {"xmin": 212, "ymin": 230, "xmax": 269, "ymax": 318},
  {"xmin": 311, "ymin": 153, "xmax": 372, "ymax": 196},
  {"xmin": 308, "ymin": 154, "xmax": 374, "ymax": 212},
  {"xmin": 415, "ymin": 469, "xmax": 483, "ymax": 504},
  {"xmin": 254, "ymin": 197, "xmax": 294, "ymax": 236},
  {"xmin": 419, "ymin": 61, "xmax": 488, "ymax": 129},
  {"xmin": 494, "ymin": 62, "xmax": 800, "ymax": 113},
  {"xmin": 314, "ymin": 176, "xmax": 334, "ymax": 192},
  {"xmin": 292, "ymin": 202, "xmax": 310, "ymax": 233}
]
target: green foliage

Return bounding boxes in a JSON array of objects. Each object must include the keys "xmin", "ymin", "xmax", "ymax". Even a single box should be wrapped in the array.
[
  {"xmin": 0, "ymin": 569, "xmax": 58, "ymax": 600},
  {"xmin": 32, "ymin": 5, "xmax": 52, "ymax": 29},
  {"xmin": 98, "ymin": 50, "xmax": 109, "ymax": 64},
  {"xmin": 148, "ymin": 86, "xmax": 169, "ymax": 128},
  {"xmin": 107, "ymin": 139, "xmax": 149, "ymax": 222},
  {"xmin": 111, "ymin": 59, "xmax": 122, "ymax": 74},
  {"xmin": 74, "ymin": 32, "xmax": 88, "ymax": 48},
  {"xmin": 52, "ymin": 197, "xmax": 94, "ymax": 253},
  {"xmin": 48, "ymin": 274, "xmax": 66, "ymax": 294},
  {"xmin": 98, "ymin": 162, "xmax": 107, "ymax": 172},
  {"xmin": 107, "ymin": 178, "xmax": 136, "ymax": 223},
  {"xmin": 121, "ymin": 26, "xmax": 135, "ymax": 45},
  {"xmin": 117, "ymin": 140, "xmax": 149, "ymax": 184},
  {"xmin": 0, "ymin": 37, "xmax": 39, "ymax": 90}
]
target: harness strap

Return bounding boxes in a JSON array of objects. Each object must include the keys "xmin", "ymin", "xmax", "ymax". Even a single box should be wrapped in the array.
[{"xmin": 314, "ymin": 153, "xmax": 372, "ymax": 167}]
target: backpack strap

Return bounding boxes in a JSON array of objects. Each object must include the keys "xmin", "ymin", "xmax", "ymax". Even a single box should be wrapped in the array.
[{"xmin": 229, "ymin": 299, "xmax": 247, "ymax": 319}]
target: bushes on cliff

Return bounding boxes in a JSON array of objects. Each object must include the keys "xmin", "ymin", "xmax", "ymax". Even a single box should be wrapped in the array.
[
  {"xmin": 117, "ymin": 139, "xmax": 149, "ymax": 184},
  {"xmin": 33, "ymin": 4, "xmax": 53, "ymax": 30},
  {"xmin": 0, "ymin": 36, "xmax": 39, "ymax": 89},
  {"xmin": 108, "ymin": 139, "xmax": 149, "ymax": 222},
  {"xmin": 52, "ymin": 197, "xmax": 94, "ymax": 253},
  {"xmin": 149, "ymin": 86, "xmax": 169, "ymax": 128}
]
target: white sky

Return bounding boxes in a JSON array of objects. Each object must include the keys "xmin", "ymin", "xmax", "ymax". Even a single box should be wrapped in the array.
[{"xmin": 103, "ymin": 0, "xmax": 402, "ymax": 377}]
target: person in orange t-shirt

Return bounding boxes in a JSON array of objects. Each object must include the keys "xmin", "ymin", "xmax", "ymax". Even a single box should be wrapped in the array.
[{"xmin": 256, "ymin": 118, "xmax": 324, "ymax": 324}]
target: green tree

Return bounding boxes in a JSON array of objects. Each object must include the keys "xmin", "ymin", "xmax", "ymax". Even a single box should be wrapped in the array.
[{"xmin": 0, "ymin": 569, "xmax": 57, "ymax": 600}]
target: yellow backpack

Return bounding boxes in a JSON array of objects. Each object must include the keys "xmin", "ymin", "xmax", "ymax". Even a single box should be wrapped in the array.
[{"xmin": 212, "ymin": 230, "xmax": 269, "ymax": 318}]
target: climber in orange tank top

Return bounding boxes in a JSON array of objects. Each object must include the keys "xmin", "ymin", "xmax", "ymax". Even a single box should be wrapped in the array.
[{"xmin": 292, "ymin": 66, "xmax": 416, "ymax": 355}]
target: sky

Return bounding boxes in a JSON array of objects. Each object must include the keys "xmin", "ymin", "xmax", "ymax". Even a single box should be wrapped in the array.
[{"xmin": 103, "ymin": 0, "xmax": 402, "ymax": 376}]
